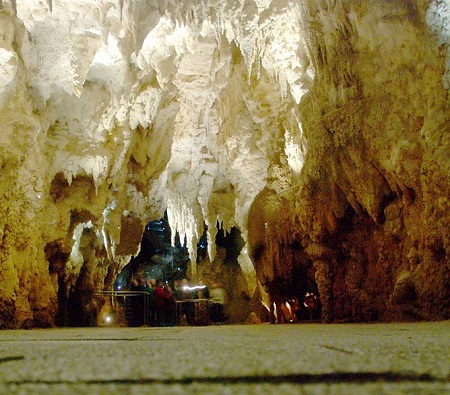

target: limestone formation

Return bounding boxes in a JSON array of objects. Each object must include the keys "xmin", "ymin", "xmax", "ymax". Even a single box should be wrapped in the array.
[{"xmin": 0, "ymin": 0, "xmax": 448, "ymax": 328}]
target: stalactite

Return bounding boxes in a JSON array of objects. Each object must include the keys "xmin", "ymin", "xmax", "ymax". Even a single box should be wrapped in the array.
[{"xmin": 0, "ymin": 0, "xmax": 448, "ymax": 327}]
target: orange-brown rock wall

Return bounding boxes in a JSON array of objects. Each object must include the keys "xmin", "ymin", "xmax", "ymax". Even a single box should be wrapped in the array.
[{"xmin": 247, "ymin": 0, "xmax": 450, "ymax": 322}]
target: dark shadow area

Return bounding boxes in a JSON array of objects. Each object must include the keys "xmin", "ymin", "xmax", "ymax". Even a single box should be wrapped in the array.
[
  {"xmin": 115, "ymin": 214, "xmax": 190, "ymax": 289},
  {"xmin": 6, "ymin": 371, "xmax": 445, "ymax": 386}
]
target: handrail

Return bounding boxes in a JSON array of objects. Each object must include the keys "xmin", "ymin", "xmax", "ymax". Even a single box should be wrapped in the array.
[
  {"xmin": 94, "ymin": 290, "xmax": 149, "ymax": 295},
  {"xmin": 175, "ymin": 298, "xmax": 210, "ymax": 303},
  {"xmin": 94, "ymin": 290, "xmax": 149, "ymax": 326}
]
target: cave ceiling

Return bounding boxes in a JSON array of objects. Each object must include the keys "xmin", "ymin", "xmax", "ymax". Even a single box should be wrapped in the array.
[{"xmin": 0, "ymin": 0, "xmax": 449, "ymax": 328}]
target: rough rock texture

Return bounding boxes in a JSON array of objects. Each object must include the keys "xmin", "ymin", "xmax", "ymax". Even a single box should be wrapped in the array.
[
  {"xmin": 0, "ymin": 0, "xmax": 449, "ymax": 328},
  {"xmin": 249, "ymin": 0, "xmax": 450, "ymax": 323}
]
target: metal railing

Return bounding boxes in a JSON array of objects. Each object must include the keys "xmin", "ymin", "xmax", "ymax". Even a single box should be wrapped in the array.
[{"xmin": 94, "ymin": 290, "xmax": 149, "ymax": 327}]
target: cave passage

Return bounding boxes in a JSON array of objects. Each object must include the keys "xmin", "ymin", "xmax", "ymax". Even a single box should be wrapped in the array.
[
  {"xmin": 117, "ymin": 215, "xmax": 191, "ymax": 289},
  {"xmin": 95, "ymin": 218, "xmax": 322, "ymax": 328},
  {"xmin": 96, "ymin": 218, "xmax": 251, "ymax": 328}
]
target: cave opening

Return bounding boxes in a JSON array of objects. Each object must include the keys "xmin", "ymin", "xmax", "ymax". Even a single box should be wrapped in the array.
[{"xmin": 116, "ymin": 214, "xmax": 191, "ymax": 289}]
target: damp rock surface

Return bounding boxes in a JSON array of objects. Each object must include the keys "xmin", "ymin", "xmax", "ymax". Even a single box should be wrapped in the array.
[{"xmin": 0, "ymin": 1, "xmax": 449, "ymax": 327}]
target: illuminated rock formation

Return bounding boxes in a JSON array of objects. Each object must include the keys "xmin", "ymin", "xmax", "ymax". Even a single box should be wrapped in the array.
[
  {"xmin": 0, "ymin": 0, "xmax": 448, "ymax": 327},
  {"xmin": 249, "ymin": 0, "xmax": 450, "ymax": 323}
]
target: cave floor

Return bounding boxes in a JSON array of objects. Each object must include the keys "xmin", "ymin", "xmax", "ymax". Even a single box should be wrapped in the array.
[{"xmin": 0, "ymin": 321, "xmax": 449, "ymax": 394}]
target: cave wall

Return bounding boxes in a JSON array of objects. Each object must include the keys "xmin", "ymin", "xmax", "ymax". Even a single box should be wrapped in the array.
[
  {"xmin": 249, "ymin": 0, "xmax": 450, "ymax": 322},
  {"xmin": 0, "ymin": 0, "xmax": 449, "ymax": 327}
]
